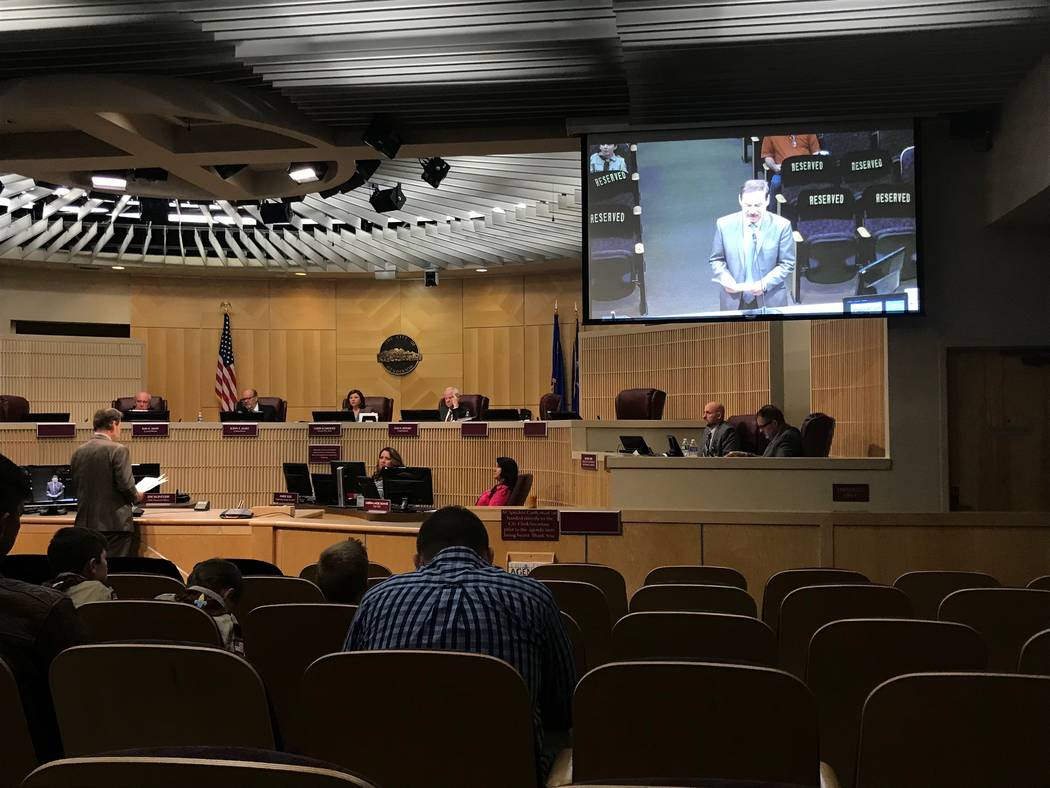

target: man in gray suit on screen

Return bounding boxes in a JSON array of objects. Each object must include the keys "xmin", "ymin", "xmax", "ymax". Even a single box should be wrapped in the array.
[{"xmin": 709, "ymin": 179, "xmax": 796, "ymax": 311}]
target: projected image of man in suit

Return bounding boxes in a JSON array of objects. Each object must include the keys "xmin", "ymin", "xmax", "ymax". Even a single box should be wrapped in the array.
[{"xmin": 709, "ymin": 179, "xmax": 796, "ymax": 311}]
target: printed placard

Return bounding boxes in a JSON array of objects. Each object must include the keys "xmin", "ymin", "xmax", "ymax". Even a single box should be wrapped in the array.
[
  {"xmin": 36, "ymin": 423, "xmax": 75, "ymax": 438},
  {"xmin": 501, "ymin": 509, "xmax": 560, "ymax": 541},
  {"xmin": 580, "ymin": 453, "xmax": 598, "ymax": 471},
  {"xmin": 523, "ymin": 421, "xmax": 548, "ymax": 438},
  {"xmin": 461, "ymin": 421, "xmax": 489, "ymax": 438},
  {"xmin": 363, "ymin": 498, "xmax": 392, "ymax": 513},
  {"xmin": 132, "ymin": 422, "xmax": 169, "ymax": 438},
  {"xmin": 560, "ymin": 510, "xmax": 622, "ymax": 536},
  {"xmin": 272, "ymin": 491, "xmax": 299, "ymax": 505},
  {"xmin": 222, "ymin": 423, "xmax": 258, "ymax": 437},
  {"xmin": 142, "ymin": 492, "xmax": 176, "ymax": 506},
  {"xmin": 389, "ymin": 423, "xmax": 418, "ymax": 437},
  {"xmin": 833, "ymin": 483, "xmax": 870, "ymax": 503},
  {"xmin": 309, "ymin": 422, "xmax": 342, "ymax": 437},
  {"xmin": 308, "ymin": 444, "xmax": 341, "ymax": 464}
]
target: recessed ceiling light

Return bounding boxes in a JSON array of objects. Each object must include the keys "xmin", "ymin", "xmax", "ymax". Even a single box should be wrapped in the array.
[
  {"xmin": 294, "ymin": 271, "xmax": 307, "ymax": 276},
  {"xmin": 475, "ymin": 268, "xmax": 488, "ymax": 273},
  {"xmin": 111, "ymin": 265, "xmax": 125, "ymax": 271},
  {"xmin": 288, "ymin": 163, "xmax": 326, "ymax": 184}
]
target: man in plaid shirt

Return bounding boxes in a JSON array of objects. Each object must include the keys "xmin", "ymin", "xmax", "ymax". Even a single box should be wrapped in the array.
[{"xmin": 344, "ymin": 506, "xmax": 576, "ymax": 778}]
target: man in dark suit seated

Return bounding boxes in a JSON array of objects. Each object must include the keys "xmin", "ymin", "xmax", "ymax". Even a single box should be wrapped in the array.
[
  {"xmin": 0, "ymin": 452, "xmax": 84, "ymax": 765},
  {"xmin": 235, "ymin": 388, "xmax": 277, "ymax": 422},
  {"xmin": 701, "ymin": 400, "xmax": 741, "ymax": 457},
  {"xmin": 438, "ymin": 386, "xmax": 471, "ymax": 422},
  {"xmin": 727, "ymin": 404, "xmax": 803, "ymax": 458}
]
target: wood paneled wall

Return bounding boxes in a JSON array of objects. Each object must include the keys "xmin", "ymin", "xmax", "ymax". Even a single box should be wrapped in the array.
[
  {"xmin": 0, "ymin": 422, "xmax": 607, "ymax": 510},
  {"xmin": 579, "ymin": 323, "xmax": 772, "ymax": 420},
  {"xmin": 947, "ymin": 347, "xmax": 1050, "ymax": 511},
  {"xmin": 810, "ymin": 319, "xmax": 887, "ymax": 457},
  {"xmin": 0, "ymin": 335, "xmax": 144, "ymax": 424},
  {"xmin": 130, "ymin": 272, "xmax": 581, "ymax": 422}
]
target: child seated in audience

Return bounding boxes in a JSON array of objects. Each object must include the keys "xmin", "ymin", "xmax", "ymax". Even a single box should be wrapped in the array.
[
  {"xmin": 316, "ymin": 538, "xmax": 369, "ymax": 604},
  {"xmin": 44, "ymin": 526, "xmax": 115, "ymax": 607},
  {"xmin": 155, "ymin": 558, "xmax": 245, "ymax": 654}
]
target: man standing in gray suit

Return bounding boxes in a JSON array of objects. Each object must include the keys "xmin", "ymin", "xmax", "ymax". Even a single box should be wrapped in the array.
[
  {"xmin": 701, "ymin": 401, "xmax": 741, "ymax": 457},
  {"xmin": 70, "ymin": 408, "xmax": 143, "ymax": 557},
  {"xmin": 709, "ymin": 179, "xmax": 796, "ymax": 311}
]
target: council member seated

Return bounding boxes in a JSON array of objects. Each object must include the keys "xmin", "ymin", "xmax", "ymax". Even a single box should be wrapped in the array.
[
  {"xmin": 476, "ymin": 457, "xmax": 518, "ymax": 507},
  {"xmin": 727, "ymin": 404, "xmax": 804, "ymax": 458},
  {"xmin": 438, "ymin": 386, "xmax": 471, "ymax": 422},
  {"xmin": 131, "ymin": 391, "xmax": 153, "ymax": 411},
  {"xmin": 701, "ymin": 400, "xmax": 741, "ymax": 457},
  {"xmin": 344, "ymin": 389, "xmax": 375, "ymax": 422},
  {"xmin": 372, "ymin": 446, "xmax": 404, "ymax": 499},
  {"xmin": 235, "ymin": 388, "xmax": 277, "ymax": 422}
]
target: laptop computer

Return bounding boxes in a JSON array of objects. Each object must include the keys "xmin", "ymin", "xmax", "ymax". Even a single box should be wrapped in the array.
[
  {"xmin": 485, "ymin": 408, "xmax": 524, "ymax": 421},
  {"xmin": 122, "ymin": 410, "xmax": 170, "ymax": 422},
  {"xmin": 311, "ymin": 411, "xmax": 353, "ymax": 422},
  {"xmin": 220, "ymin": 411, "xmax": 261, "ymax": 422},
  {"xmin": 20, "ymin": 413, "xmax": 71, "ymax": 423},
  {"xmin": 619, "ymin": 435, "xmax": 655, "ymax": 455},
  {"xmin": 399, "ymin": 409, "xmax": 442, "ymax": 422}
]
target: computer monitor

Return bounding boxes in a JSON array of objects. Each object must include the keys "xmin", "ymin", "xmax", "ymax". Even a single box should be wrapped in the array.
[
  {"xmin": 220, "ymin": 411, "xmax": 261, "ymax": 422},
  {"xmin": 380, "ymin": 466, "xmax": 434, "ymax": 507},
  {"xmin": 399, "ymin": 409, "xmax": 442, "ymax": 422},
  {"xmin": 26, "ymin": 465, "xmax": 78, "ymax": 504},
  {"xmin": 19, "ymin": 413, "xmax": 70, "ymax": 423},
  {"xmin": 352, "ymin": 475, "xmax": 382, "ymax": 499},
  {"xmin": 122, "ymin": 410, "xmax": 170, "ymax": 422},
  {"xmin": 283, "ymin": 462, "xmax": 314, "ymax": 501},
  {"xmin": 856, "ymin": 246, "xmax": 907, "ymax": 296},
  {"xmin": 330, "ymin": 461, "xmax": 368, "ymax": 506},
  {"xmin": 485, "ymin": 408, "xmax": 524, "ymax": 421},
  {"xmin": 311, "ymin": 411, "xmax": 353, "ymax": 422},
  {"xmin": 619, "ymin": 435, "xmax": 655, "ymax": 455},
  {"xmin": 311, "ymin": 473, "xmax": 338, "ymax": 506},
  {"xmin": 132, "ymin": 463, "xmax": 161, "ymax": 488}
]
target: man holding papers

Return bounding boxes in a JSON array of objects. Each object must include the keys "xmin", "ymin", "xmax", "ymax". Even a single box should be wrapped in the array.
[{"xmin": 70, "ymin": 408, "xmax": 143, "ymax": 557}]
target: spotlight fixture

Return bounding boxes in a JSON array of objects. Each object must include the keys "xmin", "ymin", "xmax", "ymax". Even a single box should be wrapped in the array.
[
  {"xmin": 260, "ymin": 201, "xmax": 292, "ymax": 224},
  {"xmin": 92, "ymin": 173, "xmax": 127, "ymax": 191},
  {"xmin": 293, "ymin": 271, "xmax": 307, "ymax": 277},
  {"xmin": 139, "ymin": 197, "xmax": 169, "ymax": 225},
  {"xmin": 424, "ymin": 270, "xmax": 439, "ymax": 287},
  {"xmin": 111, "ymin": 265, "xmax": 126, "ymax": 271},
  {"xmin": 475, "ymin": 268, "xmax": 488, "ymax": 273},
  {"xmin": 213, "ymin": 163, "xmax": 247, "ymax": 180},
  {"xmin": 362, "ymin": 115, "xmax": 402, "ymax": 159},
  {"xmin": 132, "ymin": 167, "xmax": 168, "ymax": 182},
  {"xmin": 369, "ymin": 183, "xmax": 406, "ymax": 213},
  {"xmin": 420, "ymin": 157, "xmax": 450, "ymax": 188},
  {"xmin": 288, "ymin": 162, "xmax": 327, "ymax": 184}
]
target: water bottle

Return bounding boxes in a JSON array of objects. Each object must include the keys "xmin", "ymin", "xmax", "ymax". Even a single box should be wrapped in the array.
[
  {"xmin": 681, "ymin": 437, "xmax": 690, "ymax": 457},
  {"xmin": 196, "ymin": 411, "xmax": 203, "ymax": 422},
  {"xmin": 689, "ymin": 438, "xmax": 699, "ymax": 457}
]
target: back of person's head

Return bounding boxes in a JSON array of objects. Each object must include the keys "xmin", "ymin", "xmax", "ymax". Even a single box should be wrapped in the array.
[
  {"xmin": 187, "ymin": 558, "xmax": 243, "ymax": 604},
  {"xmin": 416, "ymin": 506, "xmax": 490, "ymax": 564},
  {"xmin": 317, "ymin": 538, "xmax": 369, "ymax": 604},
  {"xmin": 92, "ymin": 407, "xmax": 122, "ymax": 431},
  {"xmin": 47, "ymin": 526, "xmax": 107, "ymax": 579},
  {"xmin": 0, "ymin": 453, "xmax": 30, "ymax": 556},
  {"xmin": 757, "ymin": 404, "xmax": 786, "ymax": 425},
  {"xmin": 496, "ymin": 456, "xmax": 519, "ymax": 489}
]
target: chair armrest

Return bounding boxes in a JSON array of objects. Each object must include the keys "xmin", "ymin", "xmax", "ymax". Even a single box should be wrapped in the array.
[
  {"xmin": 856, "ymin": 225, "xmax": 871, "ymax": 239},
  {"xmin": 775, "ymin": 193, "xmax": 787, "ymax": 204},
  {"xmin": 820, "ymin": 761, "xmax": 842, "ymax": 788},
  {"xmin": 792, "ymin": 230, "xmax": 804, "ymax": 244},
  {"xmin": 545, "ymin": 748, "xmax": 573, "ymax": 787}
]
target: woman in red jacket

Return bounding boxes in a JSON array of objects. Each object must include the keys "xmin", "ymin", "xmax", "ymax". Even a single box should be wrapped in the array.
[{"xmin": 476, "ymin": 456, "xmax": 518, "ymax": 506}]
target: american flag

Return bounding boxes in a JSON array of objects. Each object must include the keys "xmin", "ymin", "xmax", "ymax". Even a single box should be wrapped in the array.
[{"xmin": 214, "ymin": 312, "xmax": 238, "ymax": 411}]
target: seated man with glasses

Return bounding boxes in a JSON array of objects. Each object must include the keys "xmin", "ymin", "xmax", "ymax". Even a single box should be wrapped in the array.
[
  {"xmin": 727, "ymin": 404, "xmax": 803, "ymax": 458},
  {"xmin": 235, "ymin": 388, "xmax": 277, "ymax": 422}
]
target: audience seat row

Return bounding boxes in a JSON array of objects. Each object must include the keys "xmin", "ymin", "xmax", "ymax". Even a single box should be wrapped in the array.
[{"xmin": 7, "ymin": 640, "xmax": 1050, "ymax": 788}]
